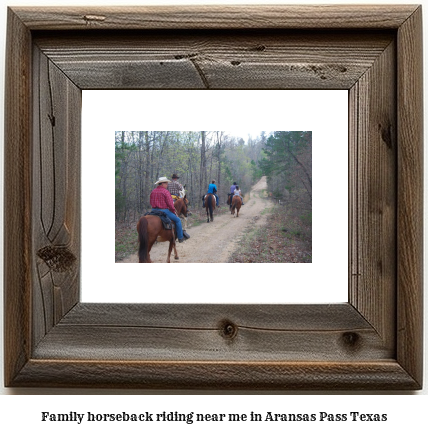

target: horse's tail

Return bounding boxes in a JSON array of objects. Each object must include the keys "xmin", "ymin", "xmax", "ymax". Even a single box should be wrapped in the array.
[
  {"xmin": 231, "ymin": 197, "xmax": 236, "ymax": 212},
  {"xmin": 137, "ymin": 217, "xmax": 149, "ymax": 263},
  {"xmin": 207, "ymin": 194, "xmax": 213, "ymax": 214}
]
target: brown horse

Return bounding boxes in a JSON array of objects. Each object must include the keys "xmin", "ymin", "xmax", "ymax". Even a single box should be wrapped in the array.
[
  {"xmin": 204, "ymin": 193, "xmax": 216, "ymax": 222},
  {"xmin": 174, "ymin": 195, "xmax": 191, "ymax": 230},
  {"xmin": 136, "ymin": 215, "xmax": 178, "ymax": 263},
  {"xmin": 231, "ymin": 195, "xmax": 242, "ymax": 217}
]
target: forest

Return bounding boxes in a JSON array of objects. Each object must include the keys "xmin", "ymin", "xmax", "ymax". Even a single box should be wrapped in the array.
[
  {"xmin": 115, "ymin": 130, "xmax": 312, "ymax": 263},
  {"xmin": 115, "ymin": 130, "xmax": 311, "ymax": 222}
]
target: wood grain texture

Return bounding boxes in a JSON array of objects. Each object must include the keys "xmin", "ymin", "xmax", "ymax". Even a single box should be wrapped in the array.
[
  {"xmin": 12, "ymin": 360, "xmax": 418, "ymax": 390},
  {"xmin": 396, "ymin": 6, "xmax": 424, "ymax": 386},
  {"xmin": 32, "ymin": 46, "xmax": 81, "ymax": 347},
  {"xmin": 3, "ymin": 5, "xmax": 423, "ymax": 390},
  {"xmin": 3, "ymin": 8, "xmax": 32, "ymax": 388},
  {"xmin": 32, "ymin": 304, "xmax": 391, "ymax": 362},
  {"xmin": 12, "ymin": 5, "xmax": 420, "ymax": 30},
  {"xmin": 34, "ymin": 31, "xmax": 393, "ymax": 90},
  {"xmin": 349, "ymin": 40, "xmax": 396, "ymax": 350},
  {"xmin": 60, "ymin": 303, "xmax": 370, "ymax": 329}
]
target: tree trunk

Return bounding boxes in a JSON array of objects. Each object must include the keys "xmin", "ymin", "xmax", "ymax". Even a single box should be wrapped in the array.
[
  {"xmin": 199, "ymin": 131, "xmax": 206, "ymax": 199},
  {"xmin": 144, "ymin": 131, "xmax": 151, "ymax": 210},
  {"xmin": 216, "ymin": 132, "xmax": 222, "ymax": 199}
]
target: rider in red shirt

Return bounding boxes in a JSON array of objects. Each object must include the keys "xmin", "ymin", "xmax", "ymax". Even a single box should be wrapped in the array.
[
  {"xmin": 150, "ymin": 183, "xmax": 176, "ymax": 213},
  {"xmin": 150, "ymin": 177, "xmax": 188, "ymax": 243}
]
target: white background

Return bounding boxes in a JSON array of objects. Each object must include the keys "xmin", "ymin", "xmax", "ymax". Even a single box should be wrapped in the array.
[
  {"xmin": 0, "ymin": 0, "xmax": 427, "ymax": 429},
  {"xmin": 82, "ymin": 89, "xmax": 348, "ymax": 304}
]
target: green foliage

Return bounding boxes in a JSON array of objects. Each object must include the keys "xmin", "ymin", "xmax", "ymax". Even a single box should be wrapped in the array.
[
  {"xmin": 250, "ymin": 159, "xmax": 263, "ymax": 183},
  {"xmin": 258, "ymin": 131, "xmax": 312, "ymax": 206},
  {"xmin": 115, "ymin": 188, "xmax": 125, "ymax": 215}
]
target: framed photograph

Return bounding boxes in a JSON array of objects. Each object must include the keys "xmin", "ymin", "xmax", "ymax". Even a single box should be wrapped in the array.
[
  {"xmin": 82, "ymin": 90, "xmax": 347, "ymax": 304},
  {"xmin": 4, "ymin": 5, "xmax": 423, "ymax": 389}
]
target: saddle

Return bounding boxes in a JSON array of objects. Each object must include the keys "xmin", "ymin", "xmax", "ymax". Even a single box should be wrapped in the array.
[{"xmin": 144, "ymin": 210, "xmax": 173, "ymax": 231}]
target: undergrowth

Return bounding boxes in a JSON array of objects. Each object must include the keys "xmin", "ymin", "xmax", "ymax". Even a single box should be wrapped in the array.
[{"xmin": 228, "ymin": 204, "xmax": 312, "ymax": 263}]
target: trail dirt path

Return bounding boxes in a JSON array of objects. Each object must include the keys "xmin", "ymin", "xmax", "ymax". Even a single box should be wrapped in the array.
[{"xmin": 122, "ymin": 176, "xmax": 271, "ymax": 263}]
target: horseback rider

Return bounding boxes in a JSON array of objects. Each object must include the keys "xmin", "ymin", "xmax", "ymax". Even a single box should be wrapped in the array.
[
  {"xmin": 150, "ymin": 177, "xmax": 189, "ymax": 243},
  {"xmin": 167, "ymin": 173, "xmax": 183, "ymax": 199},
  {"xmin": 202, "ymin": 179, "xmax": 219, "ymax": 207},
  {"xmin": 229, "ymin": 182, "xmax": 237, "ymax": 208},
  {"xmin": 233, "ymin": 185, "xmax": 244, "ymax": 205}
]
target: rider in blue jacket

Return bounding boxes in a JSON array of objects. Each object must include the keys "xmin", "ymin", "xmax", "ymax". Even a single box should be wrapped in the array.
[{"xmin": 203, "ymin": 180, "xmax": 220, "ymax": 207}]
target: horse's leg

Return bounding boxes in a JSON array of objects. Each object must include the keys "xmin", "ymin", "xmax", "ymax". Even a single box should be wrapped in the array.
[
  {"xmin": 147, "ymin": 238, "xmax": 156, "ymax": 263},
  {"xmin": 173, "ymin": 240, "xmax": 179, "ymax": 260},
  {"xmin": 167, "ymin": 240, "xmax": 172, "ymax": 263},
  {"xmin": 146, "ymin": 226, "xmax": 160, "ymax": 263}
]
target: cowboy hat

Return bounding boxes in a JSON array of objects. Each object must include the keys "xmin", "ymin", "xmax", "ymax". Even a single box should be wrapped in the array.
[
  {"xmin": 172, "ymin": 174, "xmax": 179, "ymax": 179},
  {"xmin": 154, "ymin": 176, "xmax": 171, "ymax": 185}
]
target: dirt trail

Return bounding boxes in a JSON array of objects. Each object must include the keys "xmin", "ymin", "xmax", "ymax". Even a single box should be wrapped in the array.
[{"xmin": 121, "ymin": 177, "xmax": 271, "ymax": 263}]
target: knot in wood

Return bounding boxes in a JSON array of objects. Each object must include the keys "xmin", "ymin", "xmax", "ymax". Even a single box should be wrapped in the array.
[
  {"xmin": 341, "ymin": 332, "xmax": 361, "ymax": 350},
  {"xmin": 378, "ymin": 122, "xmax": 393, "ymax": 149},
  {"xmin": 37, "ymin": 245, "xmax": 76, "ymax": 272},
  {"xmin": 219, "ymin": 320, "xmax": 238, "ymax": 340}
]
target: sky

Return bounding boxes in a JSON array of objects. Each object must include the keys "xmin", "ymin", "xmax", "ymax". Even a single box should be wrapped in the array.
[{"xmin": 223, "ymin": 130, "xmax": 270, "ymax": 140}]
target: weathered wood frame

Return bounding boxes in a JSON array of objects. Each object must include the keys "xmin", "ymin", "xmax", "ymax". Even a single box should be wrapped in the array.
[{"xmin": 4, "ymin": 5, "xmax": 423, "ymax": 390}]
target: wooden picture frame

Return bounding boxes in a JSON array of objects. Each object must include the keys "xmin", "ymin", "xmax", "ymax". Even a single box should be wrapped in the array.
[{"xmin": 4, "ymin": 5, "xmax": 423, "ymax": 390}]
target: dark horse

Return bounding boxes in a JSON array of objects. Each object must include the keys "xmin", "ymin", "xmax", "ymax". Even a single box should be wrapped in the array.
[
  {"xmin": 136, "ymin": 197, "xmax": 190, "ymax": 263},
  {"xmin": 204, "ymin": 193, "xmax": 216, "ymax": 223},
  {"xmin": 231, "ymin": 195, "xmax": 242, "ymax": 217}
]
